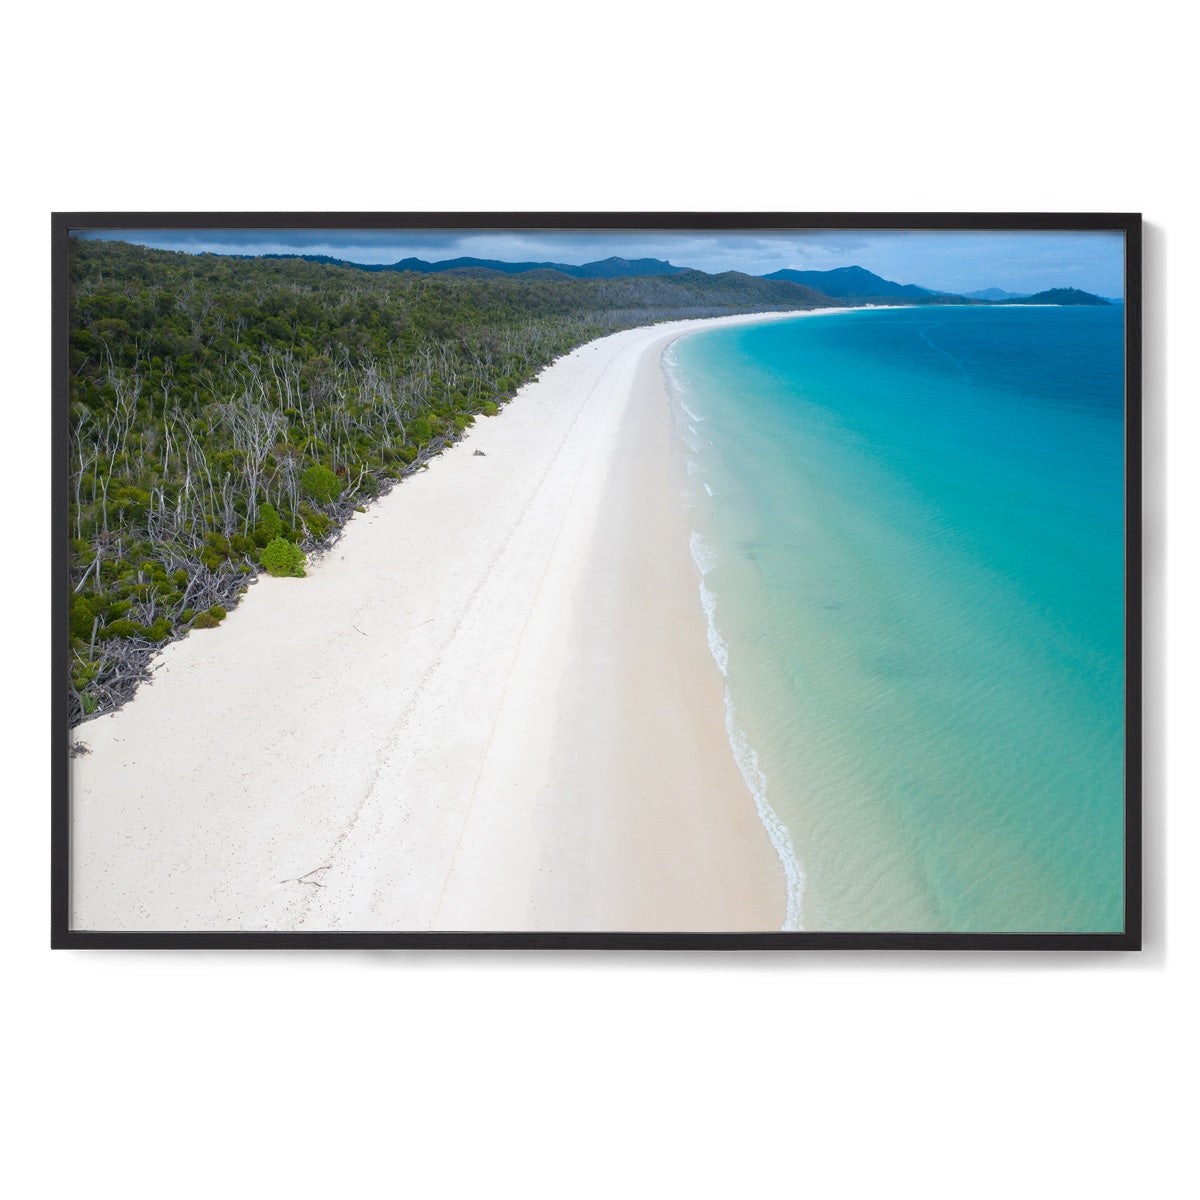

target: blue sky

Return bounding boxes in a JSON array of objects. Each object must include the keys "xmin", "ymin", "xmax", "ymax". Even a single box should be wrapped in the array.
[{"xmin": 76, "ymin": 227, "xmax": 1126, "ymax": 297}]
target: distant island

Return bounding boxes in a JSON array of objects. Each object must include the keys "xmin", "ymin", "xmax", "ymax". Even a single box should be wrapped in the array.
[
  {"xmin": 964, "ymin": 287, "xmax": 1028, "ymax": 301},
  {"xmin": 998, "ymin": 287, "xmax": 1111, "ymax": 306}
]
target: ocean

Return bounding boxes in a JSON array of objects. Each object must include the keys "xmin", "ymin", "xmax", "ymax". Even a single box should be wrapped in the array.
[{"xmin": 666, "ymin": 305, "xmax": 1126, "ymax": 933}]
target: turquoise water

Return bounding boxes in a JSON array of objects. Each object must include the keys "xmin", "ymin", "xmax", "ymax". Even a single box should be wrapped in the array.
[{"xmin": 668, "ymin": 306, "xmax": 1126, "ymax": 932}]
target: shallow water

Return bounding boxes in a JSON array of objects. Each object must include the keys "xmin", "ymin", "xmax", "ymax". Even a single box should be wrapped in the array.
[{"xmin": 668, "ymin": 306, "xmax": 1126, "ymax": 932}]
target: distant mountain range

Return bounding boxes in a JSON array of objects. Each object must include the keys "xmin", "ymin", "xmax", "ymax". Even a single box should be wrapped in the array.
[
  {"xmin": 260, "ymin": 253, "xmax": 688, "ymax": 280},
  {"xmin": 254, "ymin": 251, "xmax": 1111, "ymax": 305},
  {"xmin": 764, "ymin": 270, "xmax": 1111, "ymax": 306}
]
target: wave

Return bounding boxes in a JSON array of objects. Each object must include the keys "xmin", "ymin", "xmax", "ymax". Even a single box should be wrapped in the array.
[
  {"xmin": 689, "ymin": 530, "xmax": 717, "ymax": 575},
  {"xmin": 698, "ymin": 579, "xmax": 728, "ymax": 676},
  {"xmin": 674, "ymin": 342, "xmax": 805, "ymax": 931},
  {"xmin": 723, "ymin": 690, "xmax": 806, "ymax": 931},
  {"xmin": 690, "ymin": 530, "xmax": 804, "ymax": 929},
  {"xmin": 663, "ymin": 347, "xmax": 690, "ymax": 396}
]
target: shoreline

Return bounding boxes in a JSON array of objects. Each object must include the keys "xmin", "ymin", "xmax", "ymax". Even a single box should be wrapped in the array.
[{"xmin": 71, "ymin": 309, "xmax": 820, "ymax": 932}]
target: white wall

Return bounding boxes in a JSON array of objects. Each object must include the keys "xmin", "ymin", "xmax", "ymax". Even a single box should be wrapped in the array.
[{"xmin": 7, "ymin": 3, "xmax": 1193, "ymax": 1196}]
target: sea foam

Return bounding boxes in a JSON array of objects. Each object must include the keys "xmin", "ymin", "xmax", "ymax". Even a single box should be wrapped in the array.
[
  {"xmin": 698, "ymin": 579, "xmax": 729, "ymax": 676},
  {"xmin": 691, "ymin": 526, "xmax": 803, "ymax": 928},
  {"xmin": 663, "ymin": 346, "xmax": 688, "ymax": 393},
  {"xmin": 672, "ymin": 339, "xmax": 808, "ymax": 933},
  {"xmin": 724, "ymin": 690, "xmax": 806, "ymax": 931},
  {"xmin": 689, "ymin": 530, "xmax": 717, "ymax": 576}
]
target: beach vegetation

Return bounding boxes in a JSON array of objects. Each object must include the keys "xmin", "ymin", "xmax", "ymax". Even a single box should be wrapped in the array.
[
  {"xmin": 301, "ymin": 464, "xmax": 342, "ymax": 504},
  {"xmin": 260, "ymin": 537, "xmax": 306, "ymax": 578},
  {"xmin": 298, "ymin": 503, "xmax": 332, "ymax": 539},
  {"xmin": 255, "ymin": 502, "xmax": 283, "ymax": 545},
  {"xmin": 67, "ymin": 235, "xmax": 837, "ymax": 722}
]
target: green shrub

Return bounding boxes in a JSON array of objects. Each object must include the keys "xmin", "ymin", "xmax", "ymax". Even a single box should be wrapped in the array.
[
  {"xmin": 261, "ymin": 537, "xmax": 306, "ymax": 578},
  {"xmin": 201, "ymin": 531, "xmax": 232, "ymax": 572},
  {"xmin": 142, "ymin": 617, "xmax": 171, "ymax": 642},
  {"xmin": 191, "ymin": 611, "xmax": 220, "ymax": 629},
  {"xmin": 255, "ymin": 502, "xmax": 283, "ymax": 544},
  {"xmin": 71, "ymin": 658, "xmax": 100, "ymax": 690},
  {"xmin": 481, "ymin": 400, "xmax": 499, "ymax": 417},
  {"xmin": 298, "ymin": 503, "xmax": 331, "ymax": 538},
  {"xmin": 70, "ymin": 594, "xmax": 98, "ymax": 640},
  {"xmin": 208, "ymin": 605, "xmax": 227, "ymax": 621},
  {"xmin": 100, "ymin": 618, "xmax": 139, "ymax": 640},
  {"xmin": 300, "ymin": 464, "xmax": 341, "ymax": 504}
]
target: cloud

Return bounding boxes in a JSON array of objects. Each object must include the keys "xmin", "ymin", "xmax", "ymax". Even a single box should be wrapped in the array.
[{"xmin": 73, "ymin": 227, "xmax": 1126, "ymax": 296}]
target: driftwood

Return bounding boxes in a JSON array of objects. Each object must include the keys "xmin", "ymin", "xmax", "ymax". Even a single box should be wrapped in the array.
[
  {"xmin": 70, "ymin": 423, "xmax": 490, "ymax": 728},
  {"xmin": 279, "ymin": 866, "xmax": 331, "ymax": 888},
  {"xmin": 69, "ymin": 561, "xmax": 253, "ymax": 727}
]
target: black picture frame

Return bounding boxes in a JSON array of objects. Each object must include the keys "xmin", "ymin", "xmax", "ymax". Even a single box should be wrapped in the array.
[{"xmin": 52, "ymin": 212, "xmax": 1142, "ymax": 950}]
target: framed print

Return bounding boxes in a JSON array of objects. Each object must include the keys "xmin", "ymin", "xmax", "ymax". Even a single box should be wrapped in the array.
[{"xmin": 52, "ymin": 213, "xmax": 1141, "ymax": 949}]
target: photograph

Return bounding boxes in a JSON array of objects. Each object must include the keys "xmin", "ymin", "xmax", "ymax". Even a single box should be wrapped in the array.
[{"xmin": 54, "ymin": 214, "xmax": 1139, "ymax": 947}]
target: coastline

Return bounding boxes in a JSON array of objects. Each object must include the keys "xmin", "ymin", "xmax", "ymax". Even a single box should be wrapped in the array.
[{"xmin": 71, "ymin": 310, "xmax": 811, "ymax": 932}]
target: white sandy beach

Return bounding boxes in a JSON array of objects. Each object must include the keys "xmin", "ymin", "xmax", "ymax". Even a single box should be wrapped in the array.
[{"xmin": 71, "ymin": 312, "xmax": 810, "ymax": 932}]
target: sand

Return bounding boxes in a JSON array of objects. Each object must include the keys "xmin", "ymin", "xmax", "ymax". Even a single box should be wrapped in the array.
[{"xmin": 70, "ymin": 312, "xmax": 804, "ymax": 932}]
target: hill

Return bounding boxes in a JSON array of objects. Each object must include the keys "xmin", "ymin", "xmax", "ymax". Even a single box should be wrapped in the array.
[
  {"xmin": 1002, "ymin": 287, "xmax": 1110, "ymax": 306},
  {"xmin": 761, "ymin": 265, "xmax": 941, "ymax": 300}
]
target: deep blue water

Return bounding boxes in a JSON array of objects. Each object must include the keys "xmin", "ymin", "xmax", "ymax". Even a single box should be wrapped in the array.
[{"xmin": 669, "ymin": 306, "xmax": 1126, "ymax": 932}]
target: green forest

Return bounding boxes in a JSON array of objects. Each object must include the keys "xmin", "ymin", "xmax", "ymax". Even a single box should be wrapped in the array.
[{"xmin": 66, "ymin": 238, "xmax": 832, "ymax": 723}]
